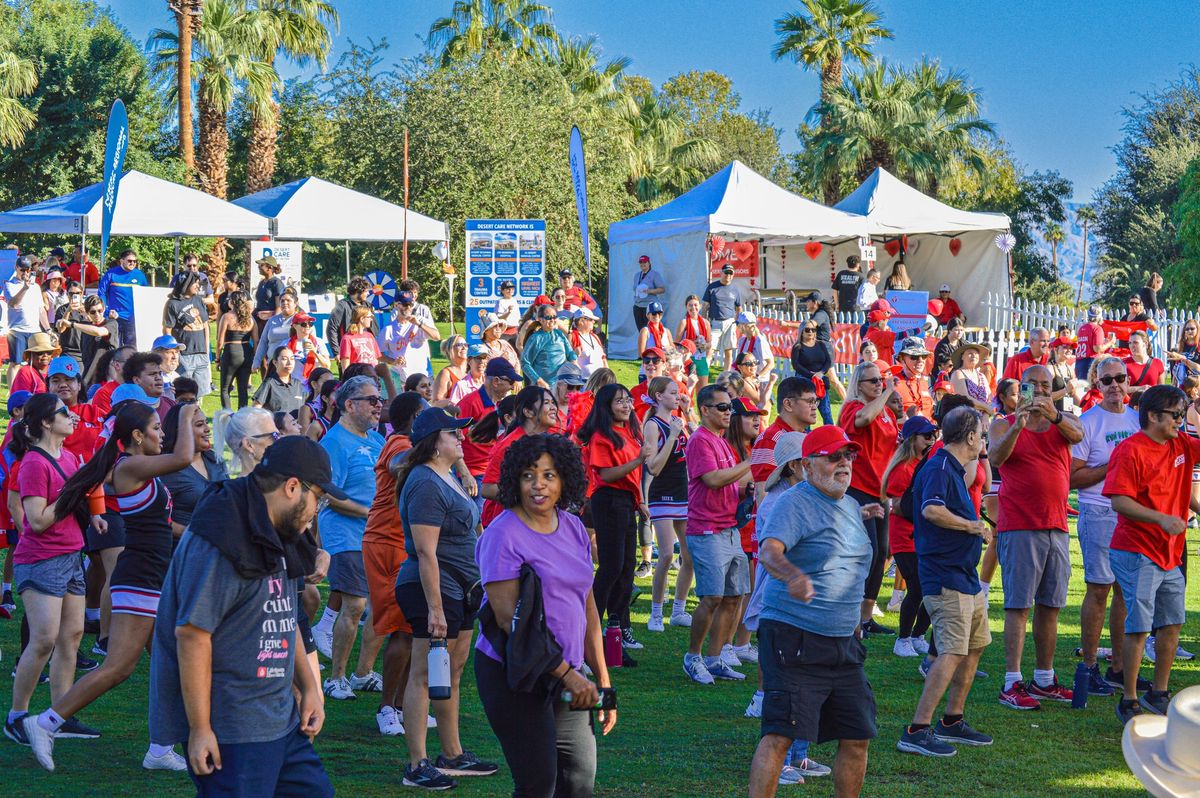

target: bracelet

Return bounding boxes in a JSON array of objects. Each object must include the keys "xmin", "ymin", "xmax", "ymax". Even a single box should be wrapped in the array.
[{"xmin": 1052, "ymin": 411, "xmax": 1064, "ymax": 425}]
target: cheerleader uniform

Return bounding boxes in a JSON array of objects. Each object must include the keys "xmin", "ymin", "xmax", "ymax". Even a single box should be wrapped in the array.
[
  {"xmin": 645, "ymin": 414, "xmax": 688, "ymax": 521},
  {"xmin": 108, "ymin": 454, "xmax": 174, "ymax": 618}
]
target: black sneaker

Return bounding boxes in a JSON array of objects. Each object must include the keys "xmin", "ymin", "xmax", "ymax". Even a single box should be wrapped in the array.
[
  {"xmin": 621, "ymin": 650, "xmax": 638, "ymax": 667},
  {"xmin": 4, "ymin": 715, "xmax": 29, "ymax": 746},
  {"xmin": 862, "ymin": 619, "xmax": 894, "ymax": 636},
  {"xmin": 896, "ymin": 726, "xmax": 956, "ymax": 757},
  {"xmin": 1139, "ymin": 689, "xmax": 1171, "ymax": 716},
  {"xmin": 1085, "ymin": 664, "xmax": 1115, "ymax": 696},
  {"xmin": 435, "ymin": 750, "xmax": 499, "ymax": 777},
  {"xmin": 75, "ymin": 654, "xmax": 99, "ymax": 672},
  {"xmin": 1116, "ymin": 698, "xmax": 1143, "ymax": 724},
  {"xmin": 934, "ymin": 718, "xmax": 993, "ymax": 746},
  {"xmin": 621, "ymin": 627, "xmax": 644, "ymax": 650},
  {"xmin": 10, "ymin": 664, "xmax": 50, "ymax": 685},
  {"xmin": 1104, "ymin": 666, "xmax": 1153, "ymax": 693},
  {"xmin": 56, "ymin": 716, "xmax": 101, "ymax": 739},
  {"xmin": 402, "ymin": 758, "xmax": 456, "ymax": 790},
  {"xmin": 634, "ymin": 560, "xmax": 652, "ymax": 579}
]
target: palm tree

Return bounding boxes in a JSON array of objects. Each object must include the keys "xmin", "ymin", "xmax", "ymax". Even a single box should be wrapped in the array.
[
  {"xmin": 0, "ymin": 43, "xmax": 36, "ymax": 149},
  {"xmin": 1045, "ymin": 222, "xmax": 1065, "ymax": 281},
  {"xmin": 1075, "ymin": 204, "xmax": 1098, "ymax": 304},
  {"xmin": 549, "ymin": 35, "xmax": 630, "ymax": 107},
  {"xmin": 428, "ymin": 0, "xmax": 559, "ymax": 67},
  {"xmin": 167, "ymin": 0, "xmax": 202, "ymax": 171},
  {"xmin": 242, "ymin": 0, "xmax": 338, "ymax": 193},
  {"xmin": 773, "ymin": 0, "xmax": 891, "ymax": 202},
  {"xmin": 617, "ymin": 94, "xmax": 720, "ymax": 204}
]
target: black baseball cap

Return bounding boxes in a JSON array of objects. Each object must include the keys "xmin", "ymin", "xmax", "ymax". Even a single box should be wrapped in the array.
[
  {"xmin": 14, "ymin": 256, "xmax": 32, "ymax": 270},
  {"xmin": 559, "ymin": 268, "xmax": 573, "ymax": 278},
  {"xmin": 254, "ymin": 437, "xmax": 349, "ymax": 500}
]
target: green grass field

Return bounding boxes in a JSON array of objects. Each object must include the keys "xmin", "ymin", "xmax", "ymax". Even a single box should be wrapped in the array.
[{"xmin": 0, "ymin": 348, "xmax": 1195, "ymax": 796}]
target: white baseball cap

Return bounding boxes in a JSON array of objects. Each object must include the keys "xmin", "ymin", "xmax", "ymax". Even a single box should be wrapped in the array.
[
  {"xmin": 736, "ymin": 311, "xmax": 757, "ymax": 325},
  {"xmin": 940, "ymin": 283, "xmax": 952, "ymax": 292}
]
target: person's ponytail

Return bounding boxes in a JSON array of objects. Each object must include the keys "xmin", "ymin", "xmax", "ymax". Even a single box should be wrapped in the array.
[{"xmin": 55, "ymin": 403, "xmax": 154, "ymax": 522}]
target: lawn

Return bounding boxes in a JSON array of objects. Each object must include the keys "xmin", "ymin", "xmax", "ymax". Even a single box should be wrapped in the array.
[{"xmin": 0, "ymin": 350, "xmax": 1195, "ymax": 796}]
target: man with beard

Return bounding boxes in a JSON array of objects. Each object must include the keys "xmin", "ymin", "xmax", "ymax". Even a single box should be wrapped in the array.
[
  {"xmin": 749, "ymin": 426, "xmax": 879, "ymax": 798},
  {"xmin": 148, "ymin": 435, "xmax": 345, "ymax": 795}
]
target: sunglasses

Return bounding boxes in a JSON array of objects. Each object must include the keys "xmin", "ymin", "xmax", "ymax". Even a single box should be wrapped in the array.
[
  {"xmin": 542, "ymin": 315, "xmax": 558, "ymax": 321},
  {"xmin": 813, "ymin": 449, "xmax": 858, "ymax": 463},
  {"xmin": 296, "ymin": 322, "xmax": 313, "ymax": 327},
  {"xmin": 251, "ymin": 431, "xmax": 281, "ymax": 442},
  {"xmin": 740, "ymin": 361, "xmax": 758, "ymax": 367},
  {"xmin": 1098, "ymin": 374, "xmax": 1128, "ymax": 386},
  {"xmin": 860, "ymin": 376, "xmax": 884, "ymax": 385},
  {"xmin": 349, "ymin": 395, "xmax": 385, "ymax": 406},
  {"xmin": 1158, "ymin": 409, "xmax": 1187, "ymax": 422},
  {"xmin": 54, "ymin": 406, "xmax": 72, "ymax": 418},
  {"xmin": 704, "ymin": 402, "xmax": 733, "ymax": 413},
  {"xmin": 643, "ymin": 357, "xmax": 662, "ymax": 364}
]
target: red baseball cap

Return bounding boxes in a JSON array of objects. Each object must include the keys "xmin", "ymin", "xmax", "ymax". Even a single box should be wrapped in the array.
[
  {"xmin": 868, "ymin": 309, "xmax": 891, "ymax": 322},
  {"xmin": 801, "ymin": 425, "xmax": 863, "ymax": 458},
  {"xmin": 638, "ymin": 255, "xmax": 650, "ymax": 263},
  {"xmin": 676, "ymin": 338, "xmax": 697, "ymax": 354},
  {"xmin": 1051, "ymin": 335, "xmax": 1076, "ymax": 348},
  {"xmin": 870, "ymin": 298, "xmax": 894, "ymax": 314},
  {"xmin": 731, "ymin": 397, "xmax": 768, "ymax": 416},
  {"xmin": 533, "ymin": 295, "xmax": 553, "ymax": 306},
  {"xmin": 641, "ymin": 347, "xmax": 666, "ymax": 360},
  {"xmin": 292, "ymin": 312, "xmax": 315, "ymax": 324}
]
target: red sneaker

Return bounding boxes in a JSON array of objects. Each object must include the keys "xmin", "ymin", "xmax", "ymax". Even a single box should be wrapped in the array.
[
  {"xmin": 999, "ymin": 681, "xmax": 1041, "ymax": 710},
  {"xmin": 1028, "ymin": 677, "xmax": 1074, "ymax": 703}
]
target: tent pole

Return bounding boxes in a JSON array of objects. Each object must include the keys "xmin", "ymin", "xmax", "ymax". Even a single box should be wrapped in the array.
[
  {"xmin": 345, "ymin": 240, "xmax": 350, "ymax": 284},
  {"xmin": 402, "ymin": 128, "xmax": 409, "ymax": 282},
  {"xmin": 174, "ymin": 238, "xmax": 180, "ymax": 275}
]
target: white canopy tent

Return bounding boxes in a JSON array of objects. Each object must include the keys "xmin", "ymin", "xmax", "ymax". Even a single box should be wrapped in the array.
[
  {"xmin": 0, "ymin": 169, "xmax": 270, "ymax": 238},
  {"xmin": 606, "ymin": 160, "xmax": 868, "ymax": 359},
  {"xmin": 827, "ymin": 168, "xmax": 1012, "ymax": 320}
]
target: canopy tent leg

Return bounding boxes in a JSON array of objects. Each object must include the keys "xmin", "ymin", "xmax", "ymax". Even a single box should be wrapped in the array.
[{"xmin": 345, "ymin": 240, "xmax": 350, "ymax": 284}]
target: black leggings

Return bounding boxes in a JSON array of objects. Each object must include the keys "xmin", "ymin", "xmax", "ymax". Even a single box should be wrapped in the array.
[
  {"xmin": 893, "ymin": 552, "xmax": 930, "ymax": 640},
  {"xmin": 591, "ymin": 487, "xmax": 637, "ymax": 629},
  {"xmin": 219, "ymin": 341, "xmax": 253, "ymax": 409},
  {"xmin": 475, "ymin": 653, "xmax": 597, "ymax": 797},
  {"xmin": 848, "ymin": 487, "xmax": 889, "ymax": 603}
]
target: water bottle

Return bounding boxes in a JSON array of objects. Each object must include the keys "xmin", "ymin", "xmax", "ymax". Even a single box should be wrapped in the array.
[
  {"xmin": 1071, "ymin": 661, "xmax": 1089, "ymax": 709},
  {"xmin": 428, "ymin": 638, "xmax": 451, "ymax": 700},
  {"xmin": 603, "ymin": 621, "xmax": 623, "ymax": 668}
]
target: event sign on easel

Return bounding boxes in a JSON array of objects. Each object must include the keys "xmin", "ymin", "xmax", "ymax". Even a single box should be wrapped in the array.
[
  {"xmin": 463, "ymin": 219, "xmax": 546, "ymax": 344},
  {"xmin": 249, "ymin": 240, "xmax": 303, "ymax": 291}
]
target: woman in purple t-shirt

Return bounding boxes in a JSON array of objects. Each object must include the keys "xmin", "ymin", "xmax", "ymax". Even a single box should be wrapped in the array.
[{"xmin": 475, "ymin": 433, "xmax": 616, "ymax": 795}]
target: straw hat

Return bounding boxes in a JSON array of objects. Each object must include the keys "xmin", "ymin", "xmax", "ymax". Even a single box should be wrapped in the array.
[
  {"xmin": 24, "ymin": 331, "xmax": 60, "ymax": 359},
  {"xmin": 1123, "ymin": 685, "xmax": 1200, "ymax": 798},
  {"xmin": 950, "ymin": 341, "xmax": 992, "ymax": 370}
]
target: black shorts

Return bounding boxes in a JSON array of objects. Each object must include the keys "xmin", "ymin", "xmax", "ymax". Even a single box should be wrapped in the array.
[
  {"xmin": 394, "ymin": 580, "xmax": 471, "ymax": 640},
  {"xmin": 758, "ymin": 620, "xmax": 877, "ymax": 744},
  {"xmin": 297, "ymin": 587, "xmax": 316, "ymax": 655},
  {"xmin": 86, "ymin": 511, "xmax": 126, "ymax": 552},
  {"xmin": 5, "ymin": 528, "xmax": 17, "ymax": 547}
]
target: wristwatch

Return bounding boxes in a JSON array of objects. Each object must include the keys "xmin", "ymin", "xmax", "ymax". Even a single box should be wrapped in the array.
[{"xmin": 1052, "ymin": 411, "xmax": 1064, "ymax": 425}]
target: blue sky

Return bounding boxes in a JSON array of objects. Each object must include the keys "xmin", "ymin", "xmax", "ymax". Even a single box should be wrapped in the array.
[{"xmin": 104, "ymin": 0, "xmax": 1200, "ymax": 202}]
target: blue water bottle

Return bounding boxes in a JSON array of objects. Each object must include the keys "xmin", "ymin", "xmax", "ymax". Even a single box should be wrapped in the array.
[{"xmin": 1071, "ymin": 661, "xmax": 1089, "ymax": 709}]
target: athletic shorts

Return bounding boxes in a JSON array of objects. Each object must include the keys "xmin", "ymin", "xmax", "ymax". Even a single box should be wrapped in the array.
[
  {"xmin": 1076, "ymin": 503, "xmax": 1117, "ymax": 585},
  {"xmin": 328, "ymin": 550, "xmax": 368, "ymax": 598},
  {"xmin": 688, "ymin": 527, "xmax": 750, "ymax": 597},
  {"xmin": 996, "ymin": 530, "xmax": 1070, "ymax": 610},
  {"xmin": 758, "ymin": 620, "xmax": 877, "ymax": 744},
  {"xmin": 1110, "ymin": 550, "xmax": 1186, "ymax": 634},
  {"xmin": 394, "ymin": 580, "xmax": 471, "ymax": 640},
  {"xmin": 6, "ymin": 331, "xmax": 34, "ymax": 364},
  {"xmin": 111, "ymin": 585, "xmax": 161, "ymax": 618},
  {"xmin": 363, "ymin": 541, "xmax": 412, "ymax": 636},
  {"xmin": 714, "ymin": 318, "xmax": 737, "ymax": 357},
  {"xmin": 14, "ymin": 552, "xmax": 85, "ymax": 598},
  {"xmin": 85, "ymin": 512, "xmax": 126, "ymax": 552},
  {"xmin": 923, "ymin": 587, "xmax": 991, "ymax": 656}
]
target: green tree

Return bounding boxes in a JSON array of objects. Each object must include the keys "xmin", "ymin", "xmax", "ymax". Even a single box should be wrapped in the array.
[
  {"xmin": 1075, "ymin": 204, "xmax": 1097, "ymax": 304},
  {"xmin": 616, "ymin": 92, "xmax": 721, "ymax": 204},
  {"xmin": 1167, "ymin": 157, "xmax": 1200, "ymax": 305},
  {"xmin": 548, "ymin": 35, "xmax": 629, "ymax": 106},
  {"xmin": 1044, "ymin": 222, "xmax": 1064, "ymax": 280},
  {"xmin": 427, "ymin": 0, "xmax": 558, "ymax": 67},
  {"xmin": 0, "ymin": 30, "xmax": 37, "ymax": 148}
]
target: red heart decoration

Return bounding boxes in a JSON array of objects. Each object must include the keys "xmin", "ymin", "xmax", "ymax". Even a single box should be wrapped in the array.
[
  {"xmin": 711, "ymin": 235, "xmax": 726, "ymax": 254},
  {"xmin": 804, "ymin": 241, "xmax": 822, "ymax": 259},
  {"xmin": 883, "ymin": 240, "xmax": 901, "ymax": 257},
  {"xmin": 948, "ymin": 238, "xmax": 962, "ymax": 256}
]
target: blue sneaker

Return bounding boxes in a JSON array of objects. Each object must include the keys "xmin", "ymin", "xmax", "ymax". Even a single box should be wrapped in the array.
[
  {"xmin": 1086, "ymin": 664, "xmax": 1115, "ymax": 696},
  {"xmin": 934, "ymin": 718, "xmax": 993, "ymax": 746},
  {"xmin": 897, "ymin": 726, "xmax": 956, "ymax": 757},
  {"xmin": 918, "ymin": 657, "xmax": 932, "ymax": 679}
]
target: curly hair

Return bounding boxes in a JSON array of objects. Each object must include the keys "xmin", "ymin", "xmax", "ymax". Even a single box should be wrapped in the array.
[{"xmin": 495, "ymin": 433, "xmax": 587, "ymax": 510}]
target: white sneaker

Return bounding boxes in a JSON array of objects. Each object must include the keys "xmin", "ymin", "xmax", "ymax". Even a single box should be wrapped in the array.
[
  {"xmin": 872, "ymin": 603, "xmax": 885, "ymax": 618},
  {"xmin": 349, "ymin": 670, "xmax": 383, "ymax": 692},
  {"xmin": 911, "ymin": 636, "xmax": 930, "ymax": 655},
  {"xmin": 670, "ymin": 611, "xmax": 693, "ymax": 628},
  {"xmin": 893, "ymin": 638, "xmax": 918, "ymax": 658},
  {"xmin": 683, "ymin": 654, "xmax": 715, "ymax": 685},
  {"xmin": 22, "ymin": 715, "xmax": 55, "ymax": 771},
  {"xmin": 745, "ymin": 691, "xmax": 763, "ymax": 718},
  {"xmin": 706, "ymin": 657, "xmax": 746, "ymax": 681},
  {"xmin": 1145, "ymin": 636, "xmax": 1157, "ymax": 664},
  {"xmin": 323, "ymin": 677, "xmax": 357, "ymax": 700},
  {"xmin": 732, "ymin": 643, "xmax": 759, "ymax": 665},
  {"xmin": 313, "ymin": 625, "xmax": 334, "ymax": 659},
  {"xmin": 886, "ymin": 591, "xmax": 906, "ymax": 613},
  {"xmin": 778, "ymin": 765, "xmax": 804, "ymax": 785},
  {"xmin": 647, "ymin": 612, "xmax": 664, "ymax": 632},
  {"xmin": 143, "ymin": 749, "xmax": 188, "ymax": 771},
  {"xmin": 397, "ymin": 710, "xmax": 437, "ymax": 729},
  {"xmin": 720, "ymin": 644, "xmax": 742, "ymax": 670},
  {"xmin": 376, "ymin": 705, "xmax": 405, "ymax": 736}
]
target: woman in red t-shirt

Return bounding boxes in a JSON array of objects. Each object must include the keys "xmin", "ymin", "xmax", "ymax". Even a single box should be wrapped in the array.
[
  {"xmin": 578, "ymin": 383, "xmax": 651, "ymax": 660},
  {"xmin": 1124, "ymin": 330, "xmax": 1167, "ymax": 393},
  {"xmin": 880, "ymin": 417, "xmax": 938, "ymax": 658},
  {"xmin": 839, "ymin": 361, "xmax": 899, "ymax": 634},
  {"xmin": 478, "ymin": 387, "xmax": 556, "ymax": 528}
]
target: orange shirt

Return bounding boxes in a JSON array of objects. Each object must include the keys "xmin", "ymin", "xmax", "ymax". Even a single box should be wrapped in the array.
[{"xmin": 362, "ymin": 434, "xmax": 411, "ymax": 549}]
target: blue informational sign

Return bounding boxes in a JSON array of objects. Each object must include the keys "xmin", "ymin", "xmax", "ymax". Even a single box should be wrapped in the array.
[
  {"xmin": 464, "ymin": 219, "xmax": 546, "ymax": 344},
  {"xmin": 0, "ymin": 249, "xmax": 17, "ymax": 283},
  {"xmin": 100, "ymin": 98, "xmax": 129, "ymax": 270},
  {"xmin": 885, "ymin": 290, "xmax": 930, "ymax": 354}
]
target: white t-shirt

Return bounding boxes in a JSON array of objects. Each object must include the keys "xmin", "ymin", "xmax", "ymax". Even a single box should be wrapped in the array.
[
  {"xmin": 496, "ymin": 298, "xmax": 521, "ymax": 329},
  {"xmin": 378, "ymin": 317, "xmax": 431, "ymax": 380},
  {"xmin": 575, "ymin": 331, "xmax": 606, "ymax": 378},
  {"xmin": 856, "ymin": 281, "xmax": 878, "ymax": 310},
  {"xmin": 1071, "ymin": 404, "xmax": 1139, "ymax": 506},
  {"xmin": 3, "ymin": 278, "xmax": 42, "ymax": 333}
]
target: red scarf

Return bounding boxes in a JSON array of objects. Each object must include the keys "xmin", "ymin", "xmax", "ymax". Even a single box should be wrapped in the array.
[
  {"xmin": 682, "ymin": 315, "xmax": 710, "ymax": 342},
  {"xmin": 647, "ymin": 321, "xmax": 666, "ymax": 349}
]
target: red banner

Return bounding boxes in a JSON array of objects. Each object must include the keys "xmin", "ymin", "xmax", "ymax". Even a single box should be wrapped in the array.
[
  {"xmin": 710, "ymin": 240, "xmax": 760, "ymax": 279},
  {"xmin": 757, "ymin": 318, "xmax": 865, "ymax": 367}
]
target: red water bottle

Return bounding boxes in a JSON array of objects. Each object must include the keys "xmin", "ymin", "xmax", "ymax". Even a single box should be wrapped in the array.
[{"xmin": 604, "ymin": 621, "xmax": 623, "ymax": 668}]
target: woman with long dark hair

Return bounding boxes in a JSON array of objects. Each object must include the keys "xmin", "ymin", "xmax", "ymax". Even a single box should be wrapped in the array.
[
  {"xmin": 578, "ymin": 383, "xmax": 652, "ymax": 662},
  {"xmin": 89, "ymin": 345, "xmax": 133, "ymax": 412},
  {"xmin": 298, "ymin": 367, "xmax": 336, "ymax": 433},
  {"xmin": 6, "ymin": 394, "xmax": 97, "ymax": 749},
  {"xmin": 22, "ymin": 401, "xmax": 198, "ymax": 772},
  {"xmin": 479, "ymin": 386, "xmax": 558, "ymax": 528},
  {"xmin": 393, "ymin": 408, "xmax": 496, "ymax": 790},
  {"xmin": 215, "ymin": 288, "xmax": 256, "ymax": 409},
  {"xmin": 159, "ymin": 403, "xmax": 228, "ymax": 538},
  {"xmin": 162, "ymin": 270, "xmax": 211, "ymax": 397},
  {"xmin": 475, "ymin": 433, "xmax": 616, "ymax": 795},
  {"xmin": 643, "ymin": 376, "xmax": 694, "ymax": 632},
  {"xmin": 252, "ymin": 346, "xmax": 306, "ymax": 414}
]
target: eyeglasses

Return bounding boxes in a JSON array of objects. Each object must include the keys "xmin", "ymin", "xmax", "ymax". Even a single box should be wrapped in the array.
[
  {"xmin": 813, "ymin": 449, "xmax": 858, "ymax": 463},
  {"xmin": 796, "ymin": 396, "xmax": 819, "ymax": 406},
  {"xmin": 613, "ymin": 395, "xmax": 632, "ymax": 405},
  {"xmin": 1098, "ymin": 374, "xmax": 1128, "ymax": 386},
  {"xmin": 704, "ymin": 402, "xmax": 733, "ymax": 413},
  {"xmin": 251, "ymin": 431, "xmax": 281, "ymax": 442},
  {"xmin": 350, "ymin": 395, "xmax": 384, "ymax": 406}
]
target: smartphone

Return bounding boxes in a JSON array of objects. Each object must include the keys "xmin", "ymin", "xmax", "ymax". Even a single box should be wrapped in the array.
[{"xmin": 1019, "ymin": 384, "xmax": 1034, "ymax": 406}]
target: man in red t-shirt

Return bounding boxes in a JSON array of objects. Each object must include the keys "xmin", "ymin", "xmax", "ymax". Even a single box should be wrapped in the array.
[
  {"xmin": 456, "ymin": 358, "xmax": 521, "ymax": 487},
  {"xmin": 557, "ymin": 268, "xmax": 598, "ymax": 311},
  {"xmin": 934, "ymin": 284, "xmax": 965, "ymax": 326},
  {"xmin": 1002, "ymin": 327, "xmax": 1051, "ymax": 381},
  {"xmin": 1102, "ymin": 385, "xmax": 1200, "ymax": 719},
  {"xmin": 1075, "ymin": 306, "xmax": 1116, "ymax": 380},
  {"xmin": 988, "ymin": 364, "xmax": 1084, "ymax": 710},
  {"xmin": 893, "ymin": 338, "xmax": 934, "ymax": 420},
  {"xmin": 64, "ymin": 244, "xmax": 99, "ymax": 288},
  {"xmin": 751, "ymin": 377, "xmax": 819, "ymax": 501}
]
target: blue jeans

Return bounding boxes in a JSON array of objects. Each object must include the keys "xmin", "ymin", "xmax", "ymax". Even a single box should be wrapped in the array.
[
  {"xmin": 117, "ymin": 316, "xmax": 137, "ymax": 348},
  {"xmin": 187, "ymin": 726, "xmax": 333, "ymax": 798},
  {"xmin": 817, "ymin": 392, "xmax": 833, "ymax": 425},
  {"xmin": 785, "ymin": 739, "xmax": 810, "ymax": 765}
]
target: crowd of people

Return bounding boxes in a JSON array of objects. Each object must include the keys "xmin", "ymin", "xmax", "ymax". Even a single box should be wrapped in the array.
[{"xmin": 0, "ymin": 246, "xmax": 1194, "ymax": 797}]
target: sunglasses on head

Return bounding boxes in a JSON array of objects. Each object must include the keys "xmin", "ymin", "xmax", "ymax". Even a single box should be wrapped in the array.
[{"xmin": 1099, "ymin": 373, "xmax": 1128, "ymax": 386}]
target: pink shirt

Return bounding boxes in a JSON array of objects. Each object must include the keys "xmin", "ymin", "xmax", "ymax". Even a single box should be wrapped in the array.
[
  {"xmin": 15, "ymin": 448, "xmax": 84, "ymax": 564},
  {"xmin": 685, "ymin": 425, "xmax": 739, "ymax": 536},
  {"xmin": 339, "ymin": 332, "xmax": 381, "ymax": 366}
]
